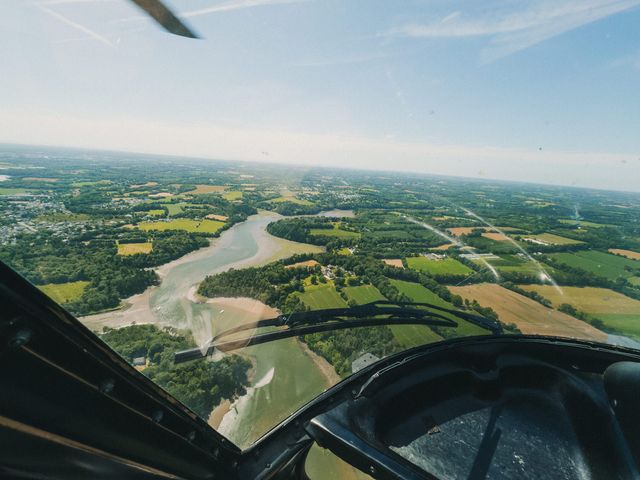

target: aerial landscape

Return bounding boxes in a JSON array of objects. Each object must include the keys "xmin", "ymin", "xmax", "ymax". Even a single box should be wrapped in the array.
[{"xmin": 1, "ymin": 143, "xmax": 640, "ymax": 475}]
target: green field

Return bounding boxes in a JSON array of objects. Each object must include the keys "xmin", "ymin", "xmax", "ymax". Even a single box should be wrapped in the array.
[
  {"xmin": 476, "ymin": 254, "xmax": 557, "ymax": 276},
  {"xmin": 138, "ymin": 219, "xmax": 224, "ymax": 234},
  {"xmin": 310, "ymin": 225, "xmax": 360, "ymax": 239},
  {"xmin": 549, "ymin": 250, "xmax": 640, "ymax": 280},
  {"xmin": 38, "ymin": 280, "xmax": 89, "ymax": 304},
  {"xmin": 296, "ymin": 284, "xmax": 347, "ymax": 310},
  {"xmin": 343, "ymin": 285, "xmax": 385, "ymax": 304},
  {"xmin": 524, "ymin": 233, "xmax": 584, "ymax": 245},
  {"xmin": 117, "ymin": 242, "xmax": 153, "ymax": 255},
  {"xmin": 337, "ymin": 247, "xmax": 353, "ymax": 255},
  {"xmin": 406, "ymin": 256, "xmax": 473, "ymax": 276},
  {"xmin": 559, "ymin": 219, "xmax": 612, "ymax": 228},
  {"xmin": 147, "ymin": 209, "xmax": 165, "ymax": 216},
  {"xmin": 0, "ymin": 188, "xmax": 30, "ymax": 195},
  {"xmin": 270, "ymin": 196, "xmax": 314, "ymax": 206},
  {"xmin": 223, "ymin": 190, "xmax": 243, "ymax": 201},
  {"xmin": 520, "ymin": 285, "xmax": 640, "ymax": 340},
  {"xmin": 391, "ymin": 279, "xmax": 487, "ymax": 338}
]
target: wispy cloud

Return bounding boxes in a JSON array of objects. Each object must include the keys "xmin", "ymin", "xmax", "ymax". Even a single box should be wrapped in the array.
[
  {"xmin": 390, "ymin": 0, "xmax": 640, "ymax": 62},
  {"xmin": 35, "ymin": 3, "xmax": 115, "ymax": 47},
  {"xmin": 180, "ymin": 0, "xmax": 308, "ymax": 19},
  {"xmin": 610, "ymin": 49, "xmax": 640, "ymax": 70}
]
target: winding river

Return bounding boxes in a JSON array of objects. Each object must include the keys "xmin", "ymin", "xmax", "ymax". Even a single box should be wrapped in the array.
[{"xmin": 81, "ymin": 211, "xmax": 334, "ymax": 447}]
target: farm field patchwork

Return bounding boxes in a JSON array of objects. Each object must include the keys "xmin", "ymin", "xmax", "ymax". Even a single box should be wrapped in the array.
[
  {"xmin": 549, "ymin": 250, "xmax": 640, "ymax": 280},
  {"xmin": 38, "ymin": 280, "xmax": 89, "ymax": 304},
  {"xmin": 519, "ymin": 285, "xmax": 640, "ymax": 340},
  {"xmin": 449, "ymin": 283, "xmax": 606, "ymax": 341},
  {"xmin": 138, "ymin": 219, "xmax": 225, "ymax": 234},
  {"xmin": 406, "ymin": 256, "xmax": 473, "ymax": 276},
  {"xmin": 117, "ymin": 242, "xmax": 153, "ymax": 256}
]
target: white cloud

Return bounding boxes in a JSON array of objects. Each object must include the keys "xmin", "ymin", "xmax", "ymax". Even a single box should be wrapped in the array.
[
  {"xmin": 390, "ymin": 0, "xmax": 640, "ymax": 62},
  {"xmin": 1, "ymin": 110, "xmax": 637, "ymax": 192}
]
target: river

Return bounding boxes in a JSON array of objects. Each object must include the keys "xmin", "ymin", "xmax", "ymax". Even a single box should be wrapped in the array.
[{"xmin": 81, "ymin": 211, "xmax": 333, "ymax": 446}]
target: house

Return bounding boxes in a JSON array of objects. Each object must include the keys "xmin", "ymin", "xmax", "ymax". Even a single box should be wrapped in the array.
[{"xmin": 351, "ymin": 353, "xmax": 380, "ymax": 373}]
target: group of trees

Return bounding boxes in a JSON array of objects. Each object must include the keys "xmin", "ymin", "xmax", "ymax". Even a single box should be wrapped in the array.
[{"xmin": 100, "ymin": 325, "xmax": 251, "ymax": 419}]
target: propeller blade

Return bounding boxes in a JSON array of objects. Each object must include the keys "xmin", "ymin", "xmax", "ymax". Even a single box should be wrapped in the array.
[{"xmin": 129, "ymin": 0, "xmax": 199, "ymax": 38}]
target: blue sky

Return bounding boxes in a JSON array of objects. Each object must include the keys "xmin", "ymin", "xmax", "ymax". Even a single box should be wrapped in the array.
[{"xmin": 1, "ymin": 0, "xmax": 639, "ymax": 191}]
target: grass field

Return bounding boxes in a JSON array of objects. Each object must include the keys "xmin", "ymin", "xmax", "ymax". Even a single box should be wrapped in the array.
[
  {"xmin": 117, "ymin": 242, "xmax": 153, "ymax": 255},
  {"xmin": 519, "ymin": 285, "xmax": 640, "ymax": 340},
  {"xmin": 559, "ymin": 219, "xmax": 611, "ymax": 228},
  {"xmin": 549, "ymin": 250, "xmax": 640, "ymax": 280},
  {"xmin": 38, "ymin": 280, "xmax": 89, "ymax": 304},
  {"xmin": 343, "ymin": 285, "xmax": 385, "ymax": 304},
  {"xmin": 0, "ymin": 187, "xmax": 30, "ymax": 195},
  {"xmin": 406, "ymin": 256, "xmax": 473, "ymax": 276},
  {"xmin": 310, "ymin": 225, "xmax": 361, "ymax": 239},
  {"xmin": 147, "ymin": 209, "xmax": 165, "ymax": 217},
  {"xmin": 609, "ymin": 249, "xmax": 640, "ymax": 261},
  {"xmin": 185, "ymin": 184, "xmax": 227, "ymax": 194},
  {"xmin": 390, "ymin": 279, "xmax": 485, "ymax": 340},
  {"xmin": 475, "ymin": 254, "xmax": 558, "ymax": 276},
  {"xmin": 337, "ymin": 247, "xmax": 353, "ymax": 255},
  {"xmin": 449, "ymin": 283, "xmax": 606, "ymax": 341},
  {"xmin": 223, "ymin": 190, "xmax": 243, "ymax": 201},
  {"xmin": 138, "ymin": 219, "xmax": 225, "ymax": 234},
  {"xmin": 296, "ymin": 284, "xmax": 347, "ymax": 310},
  {"xmin": 524, "ymin": 233, "xmax": 584, "ymax": 245},
  {"xmin": 270, "ymin": 196, "xmax": 314, "ymax": 206}
]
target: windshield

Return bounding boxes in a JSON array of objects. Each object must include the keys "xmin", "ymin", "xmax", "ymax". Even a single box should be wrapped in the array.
[{"xmin": 1, "ymin": 0, "xmax": 639, "ymax": 462}]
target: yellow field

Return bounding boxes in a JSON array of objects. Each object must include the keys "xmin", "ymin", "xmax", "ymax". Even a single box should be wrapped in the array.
[
  {"xmin": 482, "ymin": 232, "xmax": 510, "ymax": 242},
  {"xmin": 117, "ymin": 242, "xmax": 153, "ymax": 255},
  {"xmin": 185, "ymin": 184, "xmax": 227, "ymax": 194},
  {"xmin": 285, "ymin": 259, "xmax": 320, "ymax": 269},
  {"xmin": 431, "ymin": 243, "xmax": 455, "ymax": 250},
  {"xmin": 223, "ymin": 191, "xmax": 244, "ymax": 201},
  {"xmin": 523, "ymin": 233, "xmax": 583, "ymax": 245},
  {"xmin": 206, "ymin": 213, "xmax": 229, "ymax": 221},
  {"xmin": 38, "ymin": 280, "xmax": 89, "ymax": 304},
  {"xmin": 609, "ymin": 249, "xmax": 640, "ymax": 261},
  {"xmin": 138, "ymin": 219, "xmax": 225, "ymax": 234},
  {"xmin": 520, "ymin": 285, "xmax": 640, "ymax": 315},
  {"xmin": 449, "ymin": 283, "xmax": 606, "ymax": 341},
  {"xmin": 382, "ymin": 259, "xmax": 404, "ymax": 268}
]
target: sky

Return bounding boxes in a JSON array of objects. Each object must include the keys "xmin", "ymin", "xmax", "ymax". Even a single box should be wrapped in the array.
[{"xmin": 0, "ymin": 0, "xmax": 639, "ymax": 191}]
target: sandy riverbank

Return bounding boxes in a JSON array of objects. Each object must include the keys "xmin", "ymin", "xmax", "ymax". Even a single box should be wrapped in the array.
[{"xmin": 298, "ymin": 340, "xmax": 341, "ymax": 386}]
